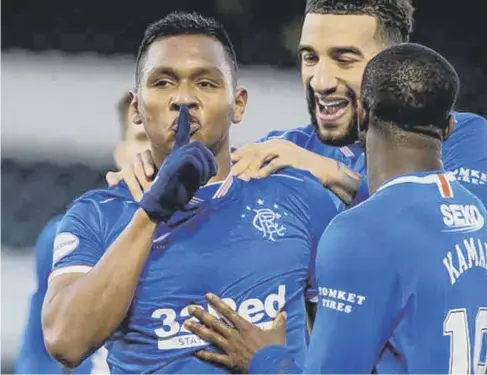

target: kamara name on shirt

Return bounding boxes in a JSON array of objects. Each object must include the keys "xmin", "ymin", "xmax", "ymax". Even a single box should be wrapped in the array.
[{"xmin": 443, "ymin": 237, "xmax": 487, "ymax": 285}]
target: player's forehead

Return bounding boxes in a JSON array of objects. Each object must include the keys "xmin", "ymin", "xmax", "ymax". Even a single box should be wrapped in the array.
[
  {"xmin": 300, "ymin": 13, "xmax": 380, "ymax": 54},
  {"xmin": 142, "ymin": 34, "xmax": 231, "ymax": 80}
]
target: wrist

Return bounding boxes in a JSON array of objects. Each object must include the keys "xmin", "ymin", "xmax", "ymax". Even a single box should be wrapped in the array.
[
  {"xmin": 134, "ymin": 208, "xmax": 160, "ymax": 228},
  {"xmin": 309, "ymin": 156, "xmax": 339, "ymax": 187},
  {"xmin": 138, "ymin": 190, "xmax": 177, "ymax": 223},
  {"xmin": 320, "ymin": 160, "xmax": 363, "ymax": 205}
]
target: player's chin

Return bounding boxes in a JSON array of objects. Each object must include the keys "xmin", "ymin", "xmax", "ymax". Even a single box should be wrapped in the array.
[{"xmin": 316, "ymin": 120, "xmax": 353, "ymax": 147}]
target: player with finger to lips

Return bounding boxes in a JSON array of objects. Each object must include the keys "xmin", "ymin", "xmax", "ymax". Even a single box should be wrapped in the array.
[{"xmin": 42, "ymin": 11, "xmax": 343, "ymax": 374}]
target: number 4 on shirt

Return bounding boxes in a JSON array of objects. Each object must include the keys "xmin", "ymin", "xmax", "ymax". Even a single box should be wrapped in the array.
[{"xmin": 444, "ymin": 307, "xmax": 487, "ymax": 374}]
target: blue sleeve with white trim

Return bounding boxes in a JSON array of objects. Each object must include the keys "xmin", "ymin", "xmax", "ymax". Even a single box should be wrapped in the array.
[
  {"xmin": 250, "ymin": 209, "xmax": 402, "ymax": 374},
  {"xmin": 52, "ymin": 199, "xmax": 105, "ymax": 272}
]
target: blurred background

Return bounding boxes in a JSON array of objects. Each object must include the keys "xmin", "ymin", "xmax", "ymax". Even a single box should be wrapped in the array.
[{"xmin": 2, "ymin": 0, "xmax": 486, "ymax": 371}]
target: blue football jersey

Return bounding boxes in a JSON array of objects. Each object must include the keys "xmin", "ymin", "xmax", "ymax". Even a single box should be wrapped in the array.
[
  {"xmin": 249, "ymin": 171, "xmax": 487, "ymax": 374},
  {"xmin": 50, "ymin": 170, "xmax": 339, "ymax": 374},
  {"xmin": 16, "ymin": 216, "xmax": 109, "ymax": 374},
  {"xmin": 259, "ymin": 112, "xmax": 487, "ymax": 207}
]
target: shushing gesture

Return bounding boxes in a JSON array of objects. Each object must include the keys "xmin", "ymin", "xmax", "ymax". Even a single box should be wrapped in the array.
[{"xmin": 133, "ymin": 105, "xmax": 217, "ymax": 222}]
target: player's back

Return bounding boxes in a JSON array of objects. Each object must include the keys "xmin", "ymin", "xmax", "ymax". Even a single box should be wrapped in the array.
[{"xmin": 372, "ymin": 171, "xmax": 487, "ymax": 374}]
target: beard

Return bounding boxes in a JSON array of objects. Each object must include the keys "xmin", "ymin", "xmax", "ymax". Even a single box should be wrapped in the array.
[{"xmin": 306, "ymin": 84, "xmax": 360, "ymax": 147}]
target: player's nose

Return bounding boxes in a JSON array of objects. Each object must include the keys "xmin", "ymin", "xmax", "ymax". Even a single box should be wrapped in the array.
[
  {"xmin": 310, "ymin": 61, "xmax": 339, "ymax": 94},
  {"xmin": 170, "ymin": 87, "xmax": 199, "ymax": 112}
]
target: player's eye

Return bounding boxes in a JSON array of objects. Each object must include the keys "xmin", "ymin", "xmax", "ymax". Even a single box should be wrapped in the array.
[
  {"xmin": 302, "ymin": 53, "xmax": 318, "ymax": 65},
  {"xmin": 197, "ymin": 80, "xmax": 218, "ymax": 89},
  {"xmin": 154, "ymin": 79, "xmax": 172, "ymax": 88},
  {"xmin": 335, "ymin": 56, "xmax": 357, "ymax": 66}
]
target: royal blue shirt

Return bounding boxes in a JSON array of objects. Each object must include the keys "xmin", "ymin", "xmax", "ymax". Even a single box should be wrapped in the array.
[
  {"xmin": 50, "ymin": 170, "xmax": 339, "ymax": 373},
  {"xmin": 250, "ymin": 171, "xmax": 487, "ymax": 374}
]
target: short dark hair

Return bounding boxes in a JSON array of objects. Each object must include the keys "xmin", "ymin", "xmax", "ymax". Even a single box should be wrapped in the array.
[
  {"xmin": 361, "ymin": 43, "xmax": 459, "ymax": 139},
  {"xmin": 305, "ymin": 0, "xmax": 414, "ymax": 44},
  {"xmin": 135, "ymin": 11, "xmax": 237, "ymax": 87},
  {"xmin": 117, "ymin": 91, "xmax": 132, "ymax": 137}
]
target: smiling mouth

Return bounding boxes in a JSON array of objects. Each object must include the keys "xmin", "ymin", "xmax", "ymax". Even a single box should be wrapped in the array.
[{"xmin": 316, "ymin": 98, "xmax": 349, "ymax": 122}]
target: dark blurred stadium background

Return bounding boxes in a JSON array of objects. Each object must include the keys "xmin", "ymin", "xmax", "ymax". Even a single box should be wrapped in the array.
[{"xmin": 1, "ymin": 0, "xmax": 486, "ymax": 371}]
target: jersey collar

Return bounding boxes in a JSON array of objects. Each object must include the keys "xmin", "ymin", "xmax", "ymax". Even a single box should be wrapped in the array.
[
  {"xmin": 188, "ymin": 174, "xmax": 234, "ymax": 204},
  {"xmin": 376, "ymin": 170, "xmax": 455, "ymax": 193}
]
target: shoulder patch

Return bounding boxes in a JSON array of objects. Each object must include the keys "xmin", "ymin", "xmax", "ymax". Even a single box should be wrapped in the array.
[{"xmin": 53, "ymin": 232, "xmax": 80, "ymax": 265}]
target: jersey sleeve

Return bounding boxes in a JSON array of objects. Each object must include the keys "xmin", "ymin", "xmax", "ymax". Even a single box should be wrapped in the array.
[
  {"xmin": 15, "ymin": 217, "xmax": 64, "ymax": 374},
  {"xmin": 443, "ymin": 113, "xmax": 487, "ymax": 186},
  {"xmin": 304, "ymin": 213, "xmax": 402, "ymax": 373},
  {"xmin": 50, "ymin": 199, "xmax": 106, "ymax": 280}
]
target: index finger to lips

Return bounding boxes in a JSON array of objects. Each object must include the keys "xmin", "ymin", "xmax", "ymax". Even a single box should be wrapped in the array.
[{"xmin": 174, "ymin": 104, "xmax": 190, "ymax": 150}]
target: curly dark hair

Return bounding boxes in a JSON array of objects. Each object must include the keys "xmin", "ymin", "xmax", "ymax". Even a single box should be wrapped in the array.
[
  {"xmin": 362, "ymin": 43, "xmax": 459, "ymax": 139},
  {"xmin": 305, "ymin": 0, "xmax": 414, "ymax": 44}
]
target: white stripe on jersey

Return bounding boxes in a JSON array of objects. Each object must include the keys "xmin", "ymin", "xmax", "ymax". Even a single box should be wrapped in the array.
[{"xmin": 48, "ymin": 265, "xmax": 93, "ymax": 283}]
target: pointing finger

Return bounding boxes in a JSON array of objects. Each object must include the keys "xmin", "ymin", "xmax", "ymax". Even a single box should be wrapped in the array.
[{"xmin": 174, "ymin": 104, "xmax": 190, "ymax": 150}]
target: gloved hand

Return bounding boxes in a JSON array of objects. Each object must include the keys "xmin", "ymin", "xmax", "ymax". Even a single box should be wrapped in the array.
[{"xmin": 139, "ymin": 105, "xmax": 218, "ymax": 222}]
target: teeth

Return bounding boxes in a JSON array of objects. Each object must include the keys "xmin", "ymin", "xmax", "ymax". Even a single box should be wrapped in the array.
[{"xmin": 319, "ymin": 99, "xmax": 347, "ymax": 107}]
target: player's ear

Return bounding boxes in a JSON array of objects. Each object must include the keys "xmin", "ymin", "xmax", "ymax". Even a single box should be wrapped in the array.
[
  {"xmin": 443, "ymin": 114, "xmax": 455, "ymax": 141},
  {"xmin": 357, "ymin": 98, "xmax": 369, "ymax": 132},
  {"xmin": 232, "ymin": 87, "xmax": 248, "ymax": 124},
  {"xmin": 130, "ymin": 90, "xmax": 143, "ymax": 125}
]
